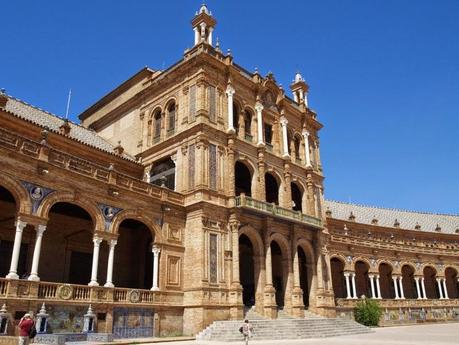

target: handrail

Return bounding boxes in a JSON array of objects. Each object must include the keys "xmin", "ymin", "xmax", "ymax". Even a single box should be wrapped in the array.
[{"xmin": 235, "ymin": 195, "xmax": 322, "ymax": 228}]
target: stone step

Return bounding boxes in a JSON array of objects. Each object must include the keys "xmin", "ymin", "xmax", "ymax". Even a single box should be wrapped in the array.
[{"xmin": 196, "ymin": 317, "xmax": 372, "ymax": 341}]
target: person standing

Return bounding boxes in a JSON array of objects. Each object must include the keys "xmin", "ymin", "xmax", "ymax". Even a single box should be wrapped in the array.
[
  {"xmin": 240, "ymin": 319, "xmax": 253, "ymax": 345},
  {"xmin": 18, "ymin": 313, "xmax": 34, "ymax": 345}
]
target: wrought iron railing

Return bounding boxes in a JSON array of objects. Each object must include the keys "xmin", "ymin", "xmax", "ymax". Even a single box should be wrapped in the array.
[{"xmin": 235, "ymin": 195, "xmax": 322, "ymax": 228}]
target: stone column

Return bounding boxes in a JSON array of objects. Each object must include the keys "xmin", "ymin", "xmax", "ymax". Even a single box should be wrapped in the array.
[
  {"xmin": 280, "ymin": 116, "xmax": 289, "ymax": 158},
  {"xmin": 255, "ymin": 101, "xmax": 264, "ymax": 146},
  {"xmin": 442, "ymin": 278, "xmax": 449, "ymax": 299},
  {"xmin": 344, "ymin": 272, "xmax": 351, "ymax": 299},
  {"xmin": 151, "ymin": 246, "xmax": 161, "ymax": 291},
  {"xmin": 104, "ymin": 240, "xmax": 117, "ymax": 288},
  {"xmin": 226, "ymin": 84, "xmax": 235, "ymax": 133},
  {"xmin": 302, "ymin": 130, "xmax": 311, "ymax": 167},
  {"xmin": 28, "ymin": 224, "xmax": 47, "ymax": 281},
  {"xmin": 393, "ymin": 276, "xmax": 400, "ymax": 299},
  {"xmin": 265, "ymin": 245, "xmax": 273, "ymax": 287},
  {"xmin": 437, "ymin": 278, "xmax": 444, "ymax": 299},
  {"xmin": 88, "ymin": 236, "xmax": 102, "ymax": 286},
  {"xmin": 293, "ymin": 249, "xmax": 301, "ymax": 289},
  {"xmin": 398, "ymin": 277, "xmax": 405, "ymax": 299},
  {"xmin": 208, "ymin": 27, "xmax": 213, "ymax": 45},
  {"xmin": 369, "ymin": 275, "xmax": 376, "ymax": 298},
  {"xmin": 230, "ymin": 220, "xmax": 241, "ymax": 287},
  {"xmin": 421, "ymin": 277, "xmax": 427, "ymax": 299},
  {"xmin": 194, "ymin": 27, "xmax": 199, "ymax": 45},
  {"xmin": 351, "ymin": 273, "xmax": 357, "ymax": 299},
  {"xmin": 6, "ymin": 219, "xmax": 27, "ymax": 279},
  {"xmin": 415, "ymin": 277, "xmax": 422, "ymax": 299},
  {"xmin": 375, "ymin": 275, "xmax": 382, "ymax": 299}
]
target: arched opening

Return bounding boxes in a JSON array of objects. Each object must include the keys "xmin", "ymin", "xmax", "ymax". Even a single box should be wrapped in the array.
[
  {"xmin": 0, "ymin": 186, "xmax": 28, "ymax": 278},
  {"xmin": 244, "ymin": 110, "xmax": 252, "ymax": 139},
  {"xmin": 445, "ymin": 267, "xmax": 459, "ymax": 299},
  {"xmin": 423, "ymin": 266, "xmax": 438, "ymax": 299},
  {"xmin": 167, "ymin": 102, "xmax": 176, "ymax": 133},
  {"xmin": 150, "ymin": 157, "xmax": 175, "ymax": 190},
  {"xmin": 40, "ymin": 202, "xmax": 94, "ymax": 284},
  {"xmin": 153, "ymin": 109, "xmax": 162, "ymax": 141},
  {"xmin": 287, "ymin": 130, "xmax": 293, "ymax": 156},
  {"xmin": 291, "ymin": 182, "xmax": 302, "ymax": 212},
  {"xmin": 401, "ymin": 265, "xmax": 416, "ymax": 299},
  {"xmin": 265, "ymin": 173, "xmax": 279, "ymax": 205},
  {"xmin": 355, "ymin": 261, "xmax": 371, "ymax": 298},
  {"xmin": 239, "ymin": 234, "xmax": 255, "ymax": 306},
  {"xmin": 271, "ymin": 241, "xmax": 285, "ymax": 308},
  {"xmin": 294, "ymin": 135, "xmax": 301, "ymax": 161},
  {"xmin": 378, "ymin": 263, "xmax": 394, "ymax": 299},
  {"xmin": 298, "ymin": 246, "xmax": 312, "ymax": 307},
  {"xmin": 330, "ymin": 258, "xmax": 346, "ymax": 298},
  {"xmin": 114, "ymin": 219, "xmax": 154, "ymax": 289},
  {"xmin": 235, "ymin": 161, "xmax": 252, "ymax": 197},
  {"xmin": 233, "ymin": 103, "xmax": 240, "ymax": 135}
]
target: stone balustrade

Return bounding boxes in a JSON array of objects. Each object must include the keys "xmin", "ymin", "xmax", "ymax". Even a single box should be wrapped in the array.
[
  {"xmin": 0, "ymin": 278, "xmax": 182, "ymax": 306},
  {"xmin": 235, "ymin": 195, "xmax": 322, "ymax": 228}
]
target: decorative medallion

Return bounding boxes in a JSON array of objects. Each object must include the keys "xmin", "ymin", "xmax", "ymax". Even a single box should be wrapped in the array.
[
  {"xmin": 98, "ymin": 204, "xmax": 122, "ymax": 231},
  {"xmin": 128, "ymin": 289, "xmax": 141, "ymax": 303},
  {"xmin": 58, "ymin": 284, "xmax": 74, "ymax": 300},
  {"xmin": 21, "ymin": 181, "xmax": 55, "ymax": 214}
]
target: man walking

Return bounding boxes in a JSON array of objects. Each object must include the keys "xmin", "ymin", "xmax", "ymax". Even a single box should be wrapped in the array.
[{"xmin": 240, "ymin": 319, "xmax": 253, "ymax": 345}]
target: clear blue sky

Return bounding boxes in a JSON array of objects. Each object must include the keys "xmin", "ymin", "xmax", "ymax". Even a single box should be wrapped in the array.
[{"xmin": 1, "ymin": 1, "xmax": 458, "ymax": 214}]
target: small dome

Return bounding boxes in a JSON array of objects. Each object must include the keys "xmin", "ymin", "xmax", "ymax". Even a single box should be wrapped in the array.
[
  {"xmin": 199, "ymin": 3, "xmax": 210, "ymax": 15},
  {"xmin": 294, "ymin": 72, "xmax": 304, "ymax": 83}
]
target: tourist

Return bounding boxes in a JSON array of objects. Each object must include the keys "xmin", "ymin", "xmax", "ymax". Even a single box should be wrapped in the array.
[
  {"xmin": 18, "ymin": 313, "xmax": 34, "ymax": 345},
  {"xmin": 239, "ymin": 319, "xmax": 253, "ymax": 345}
]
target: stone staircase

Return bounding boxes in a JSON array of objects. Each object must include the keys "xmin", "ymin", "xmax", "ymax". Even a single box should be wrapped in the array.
[{"xmin": 196, "ymin": 310, "xmax": 372, "ymax": 342}]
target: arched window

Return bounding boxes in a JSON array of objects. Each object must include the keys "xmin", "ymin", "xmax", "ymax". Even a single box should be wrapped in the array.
[
  {"xmin": 153, "ymin": 110, "xmax": 162, "ymax": 142},
  {"xmin": 150, "ymin": 157, "xmax": 175, "ymax": 190},
  {"xmin": 265, "ymin": 173, "xmax": 279, "ymax": 205},
  {"xmin": 233, "ymin": 103, "xmax": 240, "ymax": 134},
  {"xmin": 294, "ymin": 136, "xmax": 301, "ymax": 161},
  {"xmin": 235, "ymin": 161, "xmax": 252, "ymax": 196},
  {"xmin": 291, "ymin": 182, "xmax": 302, "ymax": 212},
  {"xmin": 167, "ymin": 102, "xmax": 176, "ymax": 134},
  {"xmin": 244, "ymin": 110, "xmax": 252, "ymax": 140}
]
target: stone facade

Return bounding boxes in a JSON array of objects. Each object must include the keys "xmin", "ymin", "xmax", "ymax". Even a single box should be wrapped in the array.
[{"xmin": 0, "ymin": 4, "xmax": 457, "ymax": 338}]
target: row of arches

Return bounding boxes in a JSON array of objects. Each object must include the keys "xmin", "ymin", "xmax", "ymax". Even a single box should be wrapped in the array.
[
  {"xmin": 331, "ymin": 258, "xmax": 459, "ymax": 300},
  {"xmin": 0, "ymin": 185, "xmax": 160, "ymax": 290},
  {"xmin": 235, "ymin": 161, "xmax": 307, "ymax": 212},
  {"xmin": 238, "ymin": 229, "xmax": 315, "ymax": 310},
  {"xmin": 147, "ymin": 100, "xmax": 177, "ymax": 145}
]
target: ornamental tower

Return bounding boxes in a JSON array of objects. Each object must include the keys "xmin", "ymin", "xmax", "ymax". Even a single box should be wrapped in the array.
[{"xmin": 191, "ymin": 4, "xmax": 216, "ymax": 46}]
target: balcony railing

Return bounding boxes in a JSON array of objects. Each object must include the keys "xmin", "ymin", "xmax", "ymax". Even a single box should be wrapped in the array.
[
  {"xmin": 235, "ymin": 195, "xmax": 322, "ymax": 228},
  {"xmin": 0, "ymin": 278, "xmax": 182, "ymax": 306}
]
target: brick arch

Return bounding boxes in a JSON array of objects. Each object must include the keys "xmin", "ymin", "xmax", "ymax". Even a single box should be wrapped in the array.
[
  {"xmin": 109, "ymin": 209, "xmax": 162, "ymax": 244},
  {"xmin": 354, "ymin": 258, "xmax": 371, "ymax": 298},
  {"xmin": 37, "ymin": 191, "xmax": 103, "ymax": 231},
  {"xmin": 149, "ymin": 105, "xmax": 163, "ymax": 118},
  {"xmin": 268, "ymin": 232, "xmax": 291, "ymax": 261},
  {"xmin": 239, "ymin": 225, "xmax": 263, "ymax": 257},
  {"xmin": 164, "ymin": 97, "xmax": 177, "ymax": 109},
  {"xmin": 0, "ymin": 174, "xmax": 31, "ymax": 214},
  {"xmin": 330, "ymin": 255, "xmax": 347, "ymax": 298}
]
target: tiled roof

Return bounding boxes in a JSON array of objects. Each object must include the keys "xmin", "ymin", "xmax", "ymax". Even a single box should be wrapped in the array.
[
  {"xmin": 2, "ymin": 94, "xmax": 136, "ymax": 161},
  {"xmin": 325, "ymin": 200, "xmax": 459, "ymax": 234}
]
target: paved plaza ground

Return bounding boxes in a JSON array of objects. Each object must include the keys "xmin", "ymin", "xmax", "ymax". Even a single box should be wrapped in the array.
[{"xmin": 148, "ymin": 322, "xmax": 459, "ymax": 345}]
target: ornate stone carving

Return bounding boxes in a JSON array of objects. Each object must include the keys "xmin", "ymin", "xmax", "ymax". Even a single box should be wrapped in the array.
[
  {"xmin": 128, "ymin": 289, "xmax": 141, "ymax": 303},
  {"xmin": 57, "ymin": 284, "xmax": 73, "ymax": 300},
  {"xmin": 21, "ymin": 181, "xmax": 55, "ymax": 214},
  {"xmin": 98, "ymin": 204, "xmax": 122, "ymax": 231}
]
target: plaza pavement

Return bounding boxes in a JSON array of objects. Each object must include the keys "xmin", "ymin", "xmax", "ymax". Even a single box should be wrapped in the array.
[{"xmin": 148, "ymin": 322, "xmax": 459, "ymax": 345}]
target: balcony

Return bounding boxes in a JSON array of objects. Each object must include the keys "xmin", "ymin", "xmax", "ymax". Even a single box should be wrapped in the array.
[
  {"xmin": 0, "ymin": 278, "xmax": 182, "ymax": 306},
  {"xmin": 235, "ymin": 195, "xmax": 322, "ymax": 229}
]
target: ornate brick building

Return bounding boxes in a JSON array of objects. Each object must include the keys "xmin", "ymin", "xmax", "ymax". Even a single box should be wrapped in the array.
[{"xmin": 0, "ymin": 4, "xmax": 458, "ymax": 338}]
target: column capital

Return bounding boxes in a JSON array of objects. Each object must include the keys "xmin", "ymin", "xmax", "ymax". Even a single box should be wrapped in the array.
[
  {"xmin": 226, "ymin": 84, "xmax": 235, "ymax": 97},
  {"xmin": 280, "ymin": 116, "xmax": 288, "ymax": 126},
  {"xmin": 93, "ymin": 236, "xmax": 103, "ymax": 246},
  {"xmin": 255, "ymin": 101, "xmax": 264, "ymax": 112},
  {"xmin": 15, "ymin": 219, "xmax": 27, "ymax": 231},
  {"xmin": 152, "ymin": 245, "xmax": 161, "ymax": 255},
  {"xmin": 36, "ymin": 224, "xmax": 47, "ymax": 236},
  {"xmin": 108, "ymin": 239, "xmax": 118, "ymax": 248},
  {"xmin": 302, "ymin": 130, "xmax": 310, "ymax": 138}
]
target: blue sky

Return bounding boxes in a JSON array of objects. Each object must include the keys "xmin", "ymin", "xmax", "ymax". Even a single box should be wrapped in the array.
[{"xmin": 1, "ymin": 1, "xmax": 458, "ymax": 214}]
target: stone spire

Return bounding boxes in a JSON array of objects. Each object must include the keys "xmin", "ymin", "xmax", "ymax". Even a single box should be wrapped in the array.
[
  {"xmin": 191, "ymin": 3, "xmax": 217, "ymax": 46},
  {"xmin": 290, "ymin": 72, "xmax": 309, "ymax": 106}
]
